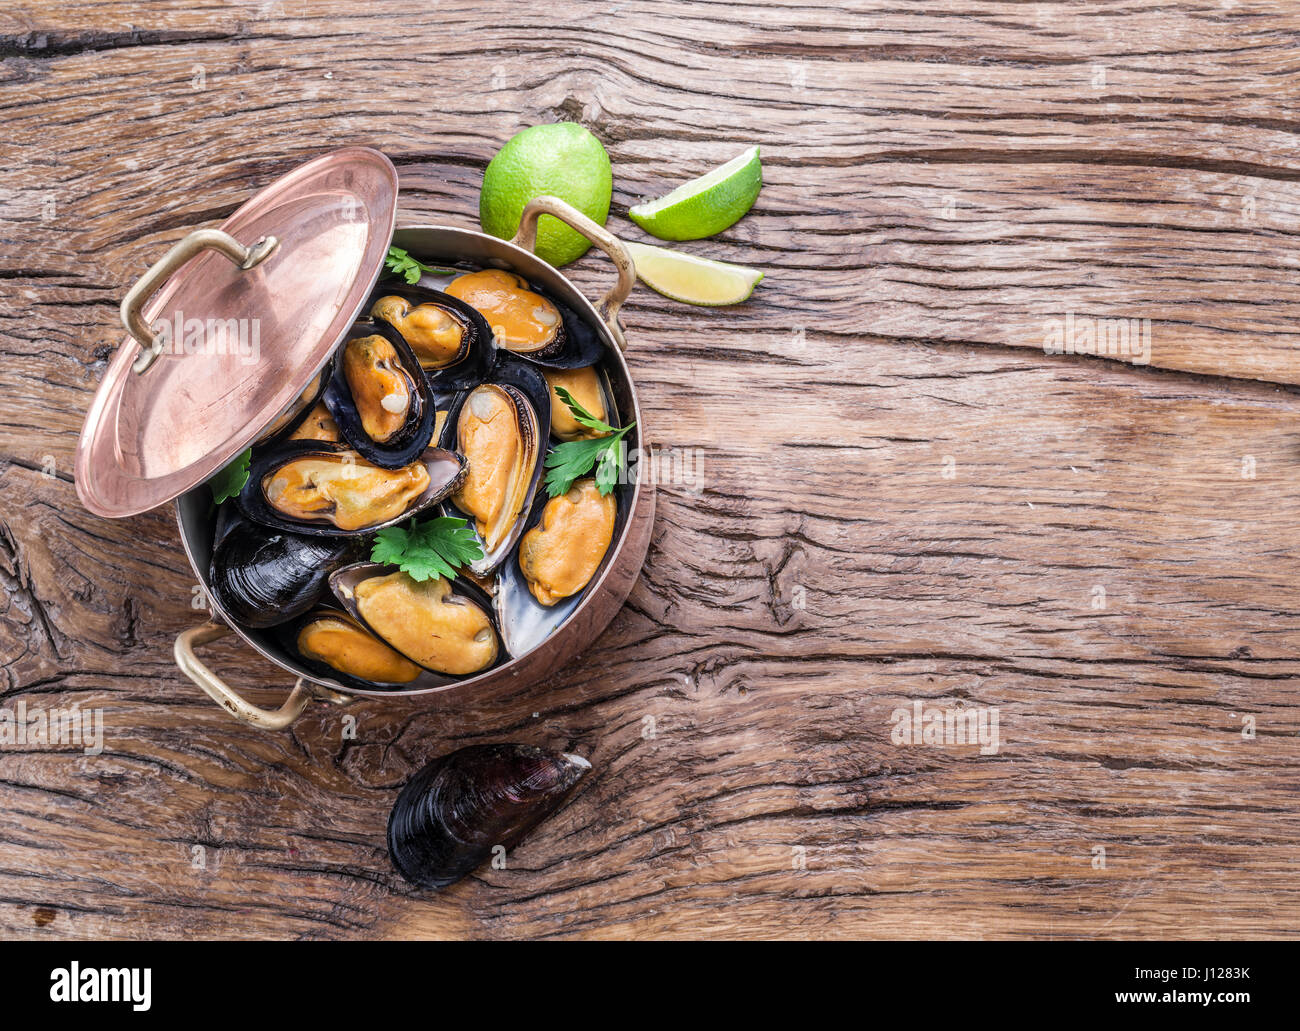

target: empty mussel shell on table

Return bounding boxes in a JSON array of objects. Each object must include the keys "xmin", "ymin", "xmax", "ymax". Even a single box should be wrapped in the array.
[
  {"xmin": 329, "ymin": 562, "xmax": 501, "ymax": 677},
  {"xmin": 437, "ymin": 357, "xmax": 551, "ymax": 575},
  {"xmin": 322, "ymin": 322, "xmax": 435, "ymax": 469},
  {"xmin": 445, "ymin": 268, "xmax": 603, "ymax": 370},
  {"xmin": 237, "ymin": 440, "xmax": 467, "ymax": 537},
  {"xmin": 209, "ymin": 514, "xmax": 359, "ymax": 629},
  {"xmin": 388, "ymin": 743, "xmax": 591, "ymax": 891},
  {"xmin": 494, "ymin": 478, "xmax": 621, "ymax": 657},
  {"xmin": 368, "ymin": 285, "xmax": 492, "ymax": 391}
]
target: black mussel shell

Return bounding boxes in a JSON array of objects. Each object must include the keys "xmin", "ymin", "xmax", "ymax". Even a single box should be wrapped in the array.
[
  {"xmin": 437, "ymin": 355, "xmax": 552, "ymax": 574},
  {"xmin": 323, "ymin": 321, "xmax": 435, "ymax": 469},
  {"xmin": 367, "ymin": 284, "xmax": 492, "ymax": 392},
  {"xmin": 212, "ymin": 500, "xmax": 244, "ymax": 548},
  {"xmin": 327, "ymin": 561, "xmax": 504, "ymax": 678},
  {"xmin": 237, "ymin": 440, "xmax": 468, "ymax": 538},
  {"xmin": 209, "ymin": 514, "xmax": 358, "ymax": 629},
  {"xmin": 431, "ymin": 388, "xmax": 457, "ymax": 446},
  {"xmin": 388, "ymin": 744, "xmax": 591, "ymax": 891},
  {"xmin": 530, "ymin": 288, "xmax": 604, "ymax": 370}
]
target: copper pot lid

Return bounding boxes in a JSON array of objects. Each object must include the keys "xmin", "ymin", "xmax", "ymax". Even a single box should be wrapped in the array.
[{"xmin": 75, "ymin": 147, "xmax": 399, "ymax": 518}]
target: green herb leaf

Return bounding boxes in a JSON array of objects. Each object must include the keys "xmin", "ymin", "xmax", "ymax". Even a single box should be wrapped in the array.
[
  {"xmin": 544, "ymin": 381, "xmax": 636, "ymax": 497},
  {"xmin": 209, "ymin": 449, "xmax": 252, "ymax": 505},
  {"xmin": 384, "ymin": 246, "xmax": 457, "ymax": 285},
  {"xmin": 544, "ymin": 437, "xmax": 608, "ymax": 498},
  {"xmin": 594, "ymin": 439, "xmax": 624, "ymax": 495},
  {"xmin": 553, "ymin": 385, "xmax": 618, "ymax": 435},
  {"xmin": 370, "ymin": 515, "xmax": 484, "ymax": 582},
  {"xmin": 545, "ymin": 426, "xmax": 633, "ymax": 498}
]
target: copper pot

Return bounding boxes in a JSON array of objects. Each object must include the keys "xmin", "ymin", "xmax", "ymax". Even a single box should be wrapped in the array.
[{"xmin": 77, "ymin": 151, "xmax": 655, "ymax": 729}]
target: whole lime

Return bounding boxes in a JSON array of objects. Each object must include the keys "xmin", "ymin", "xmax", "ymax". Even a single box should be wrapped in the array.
[{"xmin": 479, "ymin": 123, "xmax": 613, "ymax": 268}]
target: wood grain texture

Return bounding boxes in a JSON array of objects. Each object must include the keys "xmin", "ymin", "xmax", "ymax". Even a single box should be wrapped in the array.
[{"xmin": 2, "ymin": 0, "xmax": 1299, "ymax": 940}]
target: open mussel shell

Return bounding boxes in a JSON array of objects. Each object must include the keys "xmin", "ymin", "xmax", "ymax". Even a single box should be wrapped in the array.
[
  {"xmin": 328, "ymin": 562, "xmax": 504, "ymax": 678},
  {"xmin": 494, "ymin": 479, "xmax": 625, "ymax": 658},
  {"xmin": 322, "ymin": 321, "xmax": 435, "ymax": 469},
  {"xmin": 367, "ymin": 284, "xmax": 492, "ymax": 392},
  {"xmin": 445, "ymin": 268, "xmax": 604, "ymax": 370},
  {"xmin": 437, "ymin": 356, "xmax": 551, "ymax": 575},
  {"xmin": 209, "ymin": 514, "xmax": 360, "ymax": 629},
  {"xmin": 388, "ymin": 743, "xmax": 591, "ymax": 891},
  {"xmin": 237, "ymin": 440, "xmax": 468, "ymax": 538},
  {"xmin": 279, "ymin": 605, "xmax": 456, "ymax": 692}
]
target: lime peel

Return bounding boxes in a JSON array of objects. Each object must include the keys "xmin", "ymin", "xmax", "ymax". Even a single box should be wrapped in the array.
[
  {"xmin": 623, "ymin": 240, "xmax": 763, "ymax": 307},
  {"xmin": 629, "ymin": 146, "xmax": 762, "ymax": 241}
]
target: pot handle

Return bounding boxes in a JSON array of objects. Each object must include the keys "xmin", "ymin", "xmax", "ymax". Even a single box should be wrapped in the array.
[
  {"xmin": 174, "ymin": 622, "xmax": 349, "ymax": 730},
  {"xmin": 510, "ymin": 196, "xmax": 635, "ymax": 352},
  {"xmin": 122, "ymin": 229, "xmax": 280, "ymax": 375}
]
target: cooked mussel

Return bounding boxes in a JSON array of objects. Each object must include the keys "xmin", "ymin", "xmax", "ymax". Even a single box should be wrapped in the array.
[
  {"xmin": 493, "ymin": 479, "xmax": 623, "ymax": 658},
  {"xmin": 212, "ymin": 499, "xmax": 244, "ymax": 549},
  {"xmin": 438, "ymin": 359, "xmax": 551, "ymax": 573},
  {"xmin": 453, "ymin": 385, "xmax": 536, "ymax": 555},
  {"xmin": 253, "ymin": 361, "xmax": 332, "ymax": 446},
  {"xmin": 388, "ymin": 743, "xmax": 591, "ymax": 891},
  {"xmin": 322, "ymin": 323, "xmax": 435, "ymax": 469},
  {"xmin": 330, "ymin": 563, "xmax": 500, "ymax": 676},
  {"xmin": 447, "ymin": 269, "xmax": 560, "ymax": 356},
  {"xmin": 517, "ymin": 479, "xmax": 617, "ymax": 606},
  {"xmin": 209, "ymin": 515, "xmax": 358, "ymax": 628},
  {"xmin": 368, "ymin": 285, "xmax": 492, "ymax": 390},
  {"xmin": 288, "ymin": 401, "xmax": 341, "ymax": 443},
  {"xmin": 446, "ymin": 269, "xmax": 602, "ymax": 369},
  {"xmin": 237, "ymin": 441, "xmax": 467, "ymax": 537},
  {"xmin": 289, "ymin": 607, "xmax": 422, "ymax": 688},
  {"xmin": 543, "ymin": 365, "xmax": 614, "ymax": 442},
  {"xmin": 342, "ymin": 336, "xmax": 413, "ymax": 443}
]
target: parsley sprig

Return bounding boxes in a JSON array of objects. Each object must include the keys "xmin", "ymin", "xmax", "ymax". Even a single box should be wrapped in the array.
[
  {"xmin": 370, "ymin": 516, "xmax": 484, "ymax": 582},
  {"xmin": 209, "ymin": 449, "xmax": 251, "ymax": 505},
  {"xmin": 544, "ymin": 387, "xmax": 635, "ymax": 498},
  {"xmin": 384, "ymin": 246, "xmax": 457, "ymax": 285}
]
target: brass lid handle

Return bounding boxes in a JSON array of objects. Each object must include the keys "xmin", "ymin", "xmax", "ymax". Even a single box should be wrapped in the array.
[
  {"xmin": 510, "ymin": 196, "xmax": 634, "ymax": 352},
  {"xmin": 121, "ymin": 228, "xmax": 280, "ymax": 374}
]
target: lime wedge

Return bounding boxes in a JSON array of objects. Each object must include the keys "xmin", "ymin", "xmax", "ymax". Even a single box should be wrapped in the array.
[
  {"xmin": 623, "ymin": 240, "xmax": 764, "ymax": 306},
  {"xmin": 628, "ymin": 146, "xmax": 762, "ymax": 240}
]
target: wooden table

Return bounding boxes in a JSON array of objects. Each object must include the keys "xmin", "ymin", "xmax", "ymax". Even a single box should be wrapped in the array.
[{"xmin": 2, "ymin": 0, "xmax": 1298, "ymax": 940}]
